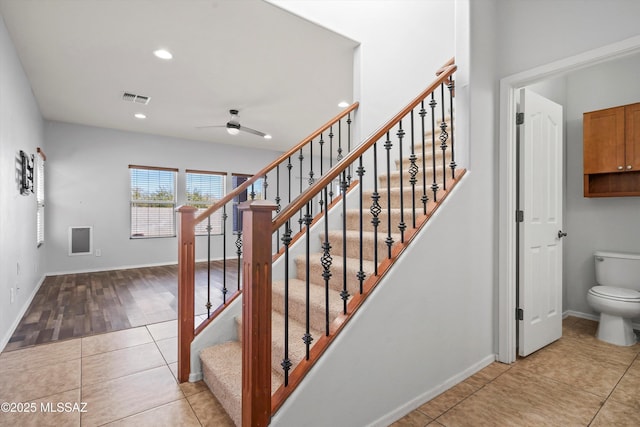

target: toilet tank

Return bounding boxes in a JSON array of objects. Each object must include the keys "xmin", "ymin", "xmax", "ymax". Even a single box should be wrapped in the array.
[{"xmin": 594, "ymin": 251, "xmax": 640, "ymax": 290}]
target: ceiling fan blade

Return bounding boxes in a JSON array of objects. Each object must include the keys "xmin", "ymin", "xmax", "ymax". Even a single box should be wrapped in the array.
[
  {"xmin": 240, "ymin": 125, "xmax": 267, "ymax": 137},
  {"xmin": 196, "ymin": 124, "xmax": 226, "ymax": 129}
]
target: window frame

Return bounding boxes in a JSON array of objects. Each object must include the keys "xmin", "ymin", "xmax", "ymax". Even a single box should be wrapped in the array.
[{"xmin": 129, "ymin": 165, "xmax": 178, "ymax": 239}]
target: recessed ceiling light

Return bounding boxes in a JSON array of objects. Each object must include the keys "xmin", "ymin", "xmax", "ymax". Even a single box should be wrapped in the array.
[
  {"xmin": 264, "ymin": 134, "xmax": 272, "ymax": 140},
  {"xmin": 338, "ymin": 101, "xmax": 350, "ymax": 108},
  {"xmin": 153, "ymin": 49, "xmax": 173, "ymax": 60},
  {"xmin": 134, "ymin": 113, "xmax": 146, "ymax": 119}
]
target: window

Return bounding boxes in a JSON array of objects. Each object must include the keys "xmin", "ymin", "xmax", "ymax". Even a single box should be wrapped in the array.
[
  {"xmin": 186, "ymin": 170, "xmax": 226, "ymax": 235},
  {"xmin": 36, "ymin": 148, "xmax": 46, "ymax": 247},
  {"xmin": 232, "ymin": 174, "xmax": 264, "ymax": 233},
  {"xmin": 129, "ymin": 165, "xmax": 177, "ymax": 238}
]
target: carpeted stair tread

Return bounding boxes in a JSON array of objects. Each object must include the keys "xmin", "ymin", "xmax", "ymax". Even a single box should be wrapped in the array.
[
  {"xmin": 200, "ymin": 341, "xmax": 284, "ymax": 427},
  {"xmin": 380, "ymin": 167, "xmax": 445, "ymax": 188},
  {"xmin": 395, "ymin": 151, "xmax": 449, "ymax": 170},
  {"xmin": 272, "ymin": 278, "xmax": 343, "ymax": 334}
]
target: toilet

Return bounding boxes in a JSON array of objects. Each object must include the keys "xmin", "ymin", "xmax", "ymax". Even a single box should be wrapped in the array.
[{"xmin": 587, "ymin": 251, "xmax": 640, "ymax": 346}]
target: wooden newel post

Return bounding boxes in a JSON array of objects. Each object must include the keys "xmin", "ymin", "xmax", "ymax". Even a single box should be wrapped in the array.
[
  {"xmin": 239, "ymin": 200, "xmax": 278, "ymax": 427},
  {"xmin": 177, "ymin": 205, "xmax": 197, "ymax": 383}
]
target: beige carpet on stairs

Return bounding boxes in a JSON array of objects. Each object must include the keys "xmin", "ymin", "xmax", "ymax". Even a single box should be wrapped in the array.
[{"xmin": 198, "ymin": 141, "xmax": 453, "ymax": 426}]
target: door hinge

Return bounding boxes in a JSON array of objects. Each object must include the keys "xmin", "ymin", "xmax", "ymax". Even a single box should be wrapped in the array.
[
  {"xmin": 516, "ymin": 308, "xmax": 524, "ymax": 321},
  {"xmin": 516, "ymin": 112, "xmax": 524, "ymax": 125},
  {"xmin": 516, "ymin": 210, "xmax": 524, "ymax": 223}
]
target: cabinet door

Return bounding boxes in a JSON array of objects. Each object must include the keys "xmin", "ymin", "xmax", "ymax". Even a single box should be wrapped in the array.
[
  {"xmin": 625, "ymin": 103, "xmax": 640, "ymax": 172},
  {"xmin": 583, "ymin": 106, "xmax": 625, "ymax": 174}
]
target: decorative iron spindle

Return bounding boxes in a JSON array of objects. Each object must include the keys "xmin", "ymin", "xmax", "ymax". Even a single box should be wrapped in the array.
[
  {"xmin": 356, "ymin": 156, "xmax": 366, "ymax": 294},
  {"xmin": 370, "ymin": 142, "xmax": 380, "ymax": 276},
  {"xmin": 250, "ymin": 183, "xmax": 256, "ymax": 200},
  {"xmin": 321, "ymin": 186, "xmax": 332, "ymax": 336},
  {"xmin": 384, "ymin": 131, "xmax": 394, "ymax": 259},
  {"xmin": 448, "ymin": 79, "xmax": 457, "ymax": 179},
  {"xmin": 319, "ymin": 133, "xmax": 324, "ymax": 212},
  {"xmin": 409, "ymin": 110, "xmax": 418, "ymax": 228},
  {"xmin": 222, "ymin": 205, "xmax": 227, "ymax": 303},
  {"xmin": 309, "ymin": 138, "xmax": 315, "ymax": 186},
  {"xmin": 263, "ymin": 174, "xmax": 268, "ymax": 199},
  {"xmin": 329, "ymin": 126, "xmax": 335, "ymax": 203},
  {"xmin": 302, "ymin": 203, "xmax": 313, "ymax": 359},
  {"xmin": 337, "ymin": 120, "xmax": 343, "ymax": 161},
  {"xmin": 206, "ymin": 216, "xmax": 212, "ymax": 317},
  {"xmin": 299, "ymin": 149, "xmax": 304, "ymax": 231},
  {"xmin": 235, "ymin": 231, "xmax": 242, "ymax": 291},
  {"xmin": 287, "ymin": 156, "xmax": 292, "ymax": 204},
  {"xmin": 275, "ymin": 165, "xmax": 281, "ymax": 248},
  {"xmin": 280, "ymin": 222, "xmax": 292, "ymax": 386},
  {"xmin": 430, "ymin": 94, "xmax": 439, "ymax": 202},
  {"xmin": 397, "ymin": 120, "xmax": 406, "ymax": 243},
  {"xmin": 419, "ymin": 102, "xmax": 428, "ymax": 214},
  {"xmin": 347, "ymin": 113, "xmax": 352, "ymax": 184},
  {"xmin": 340, "ymin": 170, "xmax": 349, "ymax": 314},
  {"xmin": 440, "ymin": 84, "xmax": 449, "ymax": 191}
]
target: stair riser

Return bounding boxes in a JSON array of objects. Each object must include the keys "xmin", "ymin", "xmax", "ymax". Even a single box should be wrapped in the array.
[
  {"xmin": 379, "ymin": 168, "xmax": 446, "ymax": 188},
  {"xmin": 346, "ymin": 210, "xmax": 417, "ymax": 234},
  {"xmin": 296, "ymin": 257, "xmax": 375, "ymax": 295},
  {"xmin": 325, "ymin": 233, "xmax": 389, "ymax": 263},
  {"xmin": 272, "ymin": 287, "xmax": 332, "ymax": 337},
  {"xmin": 363, "ymin": 188, "xmax": 437, "ymax": 210}
]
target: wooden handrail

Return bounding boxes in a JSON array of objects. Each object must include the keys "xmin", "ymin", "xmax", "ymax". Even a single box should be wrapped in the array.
[
  {"xmin": 194, "ymin": 102, "xmax": 359, "ymax": 224},
  {"xmin": 435, "ymin": 56, "xmax": 455, "ymax": 76},
  {"xmin": 272, "ymin": 62, "xmax": 457, "ymax": 232}
]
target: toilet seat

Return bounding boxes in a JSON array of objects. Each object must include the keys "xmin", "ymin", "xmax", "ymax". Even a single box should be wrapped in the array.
[{"xmin": 589, "ymin": 285, "xmax": 640, "ymax": 302}]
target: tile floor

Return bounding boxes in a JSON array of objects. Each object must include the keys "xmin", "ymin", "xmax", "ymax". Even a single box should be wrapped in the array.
[
  {"xmin": 1, "ymin": 316, "xmax": 639, "ymax": 426},
  {"xmin": 0, "ymin": 319, "xmax": 233, "ymax": 427},
  {"xmin": 391, "ymin": 316, "xmax": 640, "ymax": 426}
]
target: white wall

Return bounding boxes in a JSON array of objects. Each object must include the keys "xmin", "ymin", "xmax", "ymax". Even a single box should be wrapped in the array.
[
  {"xmin": 0, "ymin": 16, "xmax": 45, "ymax": 349},
  {"xmin": 564, "ymin": 53, "xmax": 640, "ymax": 317},
  {"xmin": 44, "ymin": 121, "xmax": 285, "ymax": 274}
]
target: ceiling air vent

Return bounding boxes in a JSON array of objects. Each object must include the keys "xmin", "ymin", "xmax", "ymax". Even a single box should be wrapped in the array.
[{"xmin": 122, "ymin": 92, "xmax": 150, "ymax": 105}]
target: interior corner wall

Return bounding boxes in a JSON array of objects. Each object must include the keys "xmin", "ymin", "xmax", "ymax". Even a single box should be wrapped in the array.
[
  {"xmin": 564, "ymin": 54, "xmax": 640, "ymax": 318},
  {"xmin": 268, "ymin": 0, "xmax": 455, "ymax": 139},
  {"xmin": 0, "ymin": 15, "xmax": 45, "ymax": 350},
  {"xmin": 43, "ymin": 121, "xmax": 284, "ymax": 274}
]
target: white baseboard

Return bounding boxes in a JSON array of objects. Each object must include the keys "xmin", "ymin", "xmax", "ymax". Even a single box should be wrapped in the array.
[
  {"xmin": 0, "ymin": 274, "xmax": 46, "ymax": 352},
  {"xmin": 564, "ymin": 309, "xmax": 640, "ymax": 331},
  {"xmin": 370, "ymin": 354, "xmax": 497, "ymax": 427}
]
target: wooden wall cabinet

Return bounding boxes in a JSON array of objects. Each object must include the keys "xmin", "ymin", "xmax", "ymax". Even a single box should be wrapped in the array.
[{"xmin": 583, "ymin": 102, "xmax": 640, "ymax": 197}]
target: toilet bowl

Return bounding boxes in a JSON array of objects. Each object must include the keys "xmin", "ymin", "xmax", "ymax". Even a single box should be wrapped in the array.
[{"xmin": 587, "ymin": 251, "xmax": 640, "ymax": 346}]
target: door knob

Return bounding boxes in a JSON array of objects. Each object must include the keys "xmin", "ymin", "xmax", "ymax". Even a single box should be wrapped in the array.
[
  {"xmin": 558, "ymin": 230, "xmax": 567, "ymax": 239},
  {"xmin": 627, "ymin": 165, "xmax": 633, "ymax": 170},
  {"xmin": 618, "ymin": 165, "xmax": 624, "ymax": 170}
]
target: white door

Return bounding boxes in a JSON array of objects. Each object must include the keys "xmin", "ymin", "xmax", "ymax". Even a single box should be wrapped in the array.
[{"xmin": 518, "ymin": 88, "xmax": 564, "ymax": 357}]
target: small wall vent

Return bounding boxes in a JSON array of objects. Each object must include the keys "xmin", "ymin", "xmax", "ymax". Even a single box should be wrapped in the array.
[
  {"xmin": 68, "ymin": 226, "xmax": 93, "ymax": 256},
  {"xmin": 122, "ymin": 92, "xmax": 150, "ymax": 105}
]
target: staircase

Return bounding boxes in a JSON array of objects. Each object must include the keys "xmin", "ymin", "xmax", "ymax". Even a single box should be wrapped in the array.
[
  {"xmin": 176, "ymin": 58, "xmax": 459, "ymax": 426},
  {"xmin": 199, "ymin": 129, "xmax": 461, "ymax": 426}
]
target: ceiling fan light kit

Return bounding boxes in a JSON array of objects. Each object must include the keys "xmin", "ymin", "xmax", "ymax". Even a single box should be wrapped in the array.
[{"xmin": 198, "ymin": 109, "xmax": 271, "ymax": 139}]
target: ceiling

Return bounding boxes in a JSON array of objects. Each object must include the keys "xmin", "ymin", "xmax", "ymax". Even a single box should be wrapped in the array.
[{"xmin": 0, "ymin": 0, "xmax": 357, "ymax": 151}]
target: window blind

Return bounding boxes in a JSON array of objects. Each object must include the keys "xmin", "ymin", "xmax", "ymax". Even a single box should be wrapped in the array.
[
  {"xmin": 186, "ymin": 170, "xmax": 226, "ymax": 235},
  {"xmin": 129, "ymin": 165, "xmax": 177, "ymax": 238}
]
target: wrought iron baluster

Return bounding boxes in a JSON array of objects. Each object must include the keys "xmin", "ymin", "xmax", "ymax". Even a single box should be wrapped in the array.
[
  {"xmin": 206, "ymin": 216, "xmax": 212, "ymax": 318},
  {"xmin": 280, "ymin": 222, "xmax": 292, "ymax": 386},
  {"xmin": 337, "ymin": 120, "xmax": 343, "ymax": 162},
  {"xmin": 298, "ymin": 149, "xmax": 304, "ymax": 231},
  {"xmin": 356, "ymin": 156, "xmax": 366, "ymax": 294},
  {"xmin": 263, "ymin": 174, "xmax": 268, "ymax": 199},
  {"xmin": 222, "ymin": 205, "xmax": 227, "ymax": 304},
  {"xmin": 371, "ymin": 142, "xmax": 380, "ymax": 276},
  {"xmin": 397, "ymin": 120, "xmax": 406, "ymax": 243},
  {"xmin": 448, "ymin": 78, "xmax": 457, "ymax": 179},
  {"xmin": 287, "ymin": 156, "xmax": 292, "ymax": 204},
  {"xmin": 321, "ymin": 185, "xmax": 332, "ymax": 336},
  {"xmin": 409, "ymin": 110, "xmax": 418, "ymax": 228},
  {"xmin": 347, "ymin": 113, "xmax": 352, "ymax": 185},
  {"xmin": 329, "ymin": 126, "xmax": 335, "ymax": 203},
  {"xmin": 309, "ymin": 138, "xmax": 315, "ymax": 186},
  {"xmin": 340, "ymin": 170, "xmax": 349, "ymax": 314},
  {"xmin": 384, "ymin": 131, "xmax": 394, "ymax": 259},
  {"xmin": 420, "ymin": 101, "xmax": 428, "ymax": 215},
  {"xmin": 235, "ymin": 231, "xmax": 242, "ymax": 291},
  {"xmin": 440, "ymin": 83, "xmax": 449, "ymax": 191},
  {"xmin": 302, "ymin": 203, "xmax": 313, "ymax": 359},
  {"xmin": 319, "ymin": 133, "xmax": 324, "ymax": 212},
  {"xmin": 250, "ymin": 183, "xmax": 256, "ymax": 200},
  {"xmin": 430, "ymin": 93, "xmax": 439, "ymax": 202},
  {"xmin": 275, "ymin": 165, "xmax": 281, "ymax": 250}
]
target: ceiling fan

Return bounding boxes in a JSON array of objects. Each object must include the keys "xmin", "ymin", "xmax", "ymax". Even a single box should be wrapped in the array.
[{"xmin": 198, "ymin": 109, "xmax": 271, "ymax": 139}]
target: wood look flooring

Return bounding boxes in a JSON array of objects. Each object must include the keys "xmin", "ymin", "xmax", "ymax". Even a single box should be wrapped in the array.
[{"xmin": 4, "ymin": 260, "xmax": 239, "ymax": 352}]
